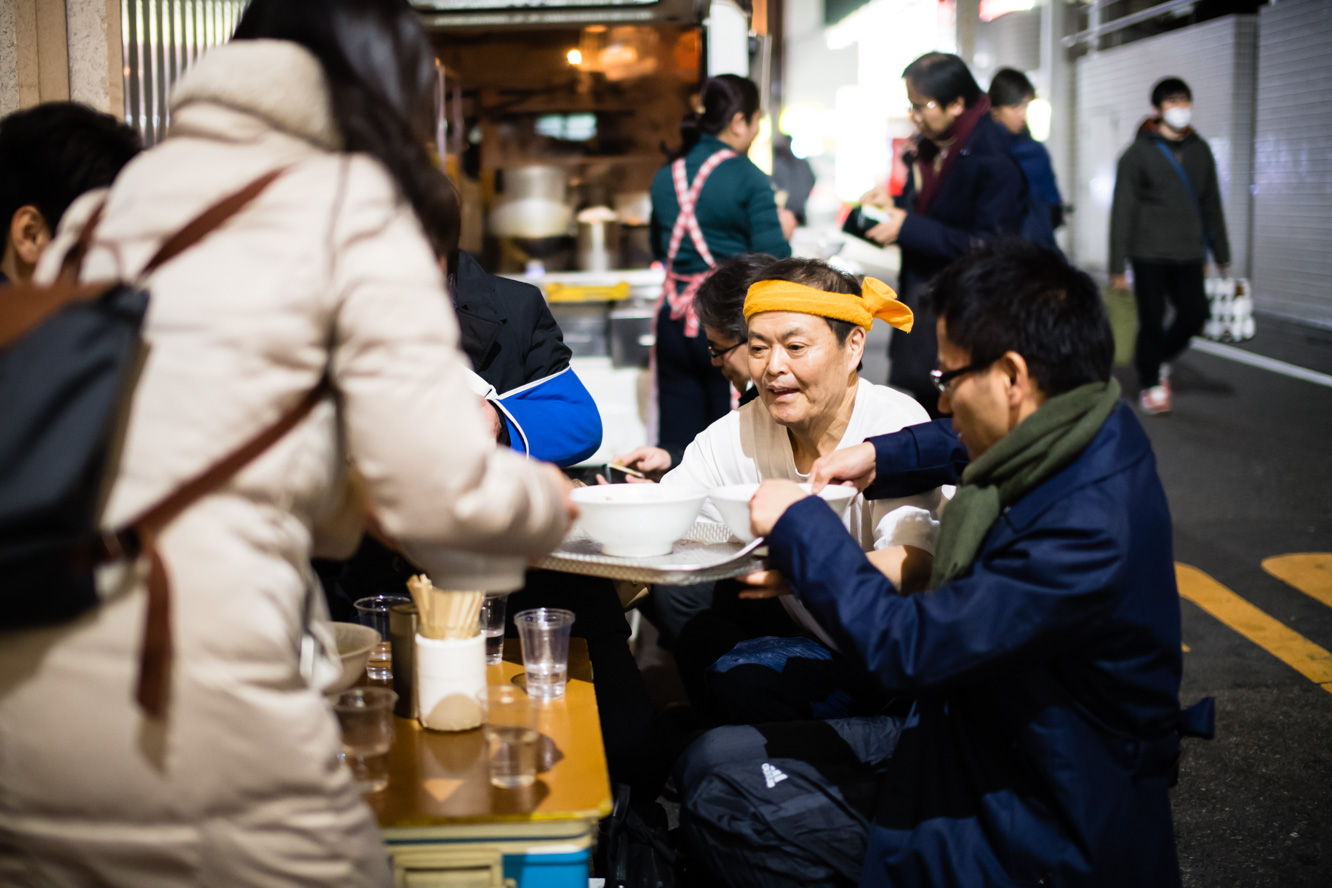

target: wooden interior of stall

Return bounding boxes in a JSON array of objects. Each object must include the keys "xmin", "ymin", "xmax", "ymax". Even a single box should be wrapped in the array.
[{"xmin": 427, "ymin": 25, "xmax": 703, "ymax": 273}]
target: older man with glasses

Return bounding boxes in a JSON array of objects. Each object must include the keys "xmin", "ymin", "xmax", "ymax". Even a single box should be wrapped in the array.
[{"xmin": 673, "ymin": 240, "xmax": 1210, "ymax": 888}]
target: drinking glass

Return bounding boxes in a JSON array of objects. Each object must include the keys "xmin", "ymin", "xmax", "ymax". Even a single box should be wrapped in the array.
[
  {"xmin": 485, "ymin": 684, "xmax": 539, "ymax": 789},
  {"xmin": 479, "ymin": 594, "xmax": 507, "ymax": 666},
  {"xmin": 514, "ymin": 607, "xmax": 575, "ymax": 700},
  {"xmin": 354, "ymin": 594, "xmax": 412, "ymax": 680},
  {"xmin": 330, "ymin": 687, "xmax": 398, "ymax": 793}
]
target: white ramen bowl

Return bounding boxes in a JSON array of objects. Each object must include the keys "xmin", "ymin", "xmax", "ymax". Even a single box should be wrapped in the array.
[
  {"xmin": 322, "ymin": 622, "xmax": 381, "ymax": 693},
  {"xmin": 570, "ymin": 485, "xmax": 707, "ymax": 557},
  {"xmin": 708, "ymin": 482, "xmax": 858, "ymax": 543}
]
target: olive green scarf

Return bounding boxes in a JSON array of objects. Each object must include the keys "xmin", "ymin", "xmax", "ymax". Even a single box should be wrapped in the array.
[{"xmin": 930, "ymin": 379, "xmax": 1122, "ymax": 588}]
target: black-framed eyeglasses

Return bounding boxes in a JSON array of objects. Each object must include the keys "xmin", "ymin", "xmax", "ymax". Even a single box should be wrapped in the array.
[
  {"xmin": 707, "ymin": 341, "xmax": 744, "ymax": 360},
  {"xmin": 930, "ymin": 358, "xmax": 997, "ymax": 394}
]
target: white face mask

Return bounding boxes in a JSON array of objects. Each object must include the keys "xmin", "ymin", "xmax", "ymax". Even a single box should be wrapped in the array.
[{"xmin": 1163, "ymin": 107, "xmax": 1192, "ymax": 131}]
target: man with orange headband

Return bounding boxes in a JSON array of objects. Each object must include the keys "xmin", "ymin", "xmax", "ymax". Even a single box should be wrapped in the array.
[
  {"xmin": 656, "ymin": 257, "xmax": 943, "ymax": 721},
  {"xmin": 675, "ymin": 241, "xmax": 1208, "ymax": 888}
]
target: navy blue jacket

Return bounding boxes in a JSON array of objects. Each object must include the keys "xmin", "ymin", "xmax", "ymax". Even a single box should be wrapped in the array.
[
  {"xmin": 769, "ymin": 403, "xmax": 1186, "ymax": 886},
  {"xmin": 1010, "ymin": 131, "xmax": 1062, "ymax": 250},
  {"xmin": 1012, "ymin": 132, "xmax": 1063, "ymax": 210},
  {"xmin": 451, "ymin": 251, "xmax": 601, "ymax": 466},
  {"xmin": 894, "ymin": 116, "xmax": 1027, "ymax": 293}
]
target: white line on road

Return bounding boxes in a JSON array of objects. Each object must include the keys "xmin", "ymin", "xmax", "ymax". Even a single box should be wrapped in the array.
[{"xmin": 1191, "ymin": 339, "xmax": 1332, "ymax": 389}]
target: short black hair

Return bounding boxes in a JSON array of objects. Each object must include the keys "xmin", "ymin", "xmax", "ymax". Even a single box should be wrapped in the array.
[
  {"xmin": 753, "ymin": 256, "xmax": 861, "ymax": 346},
  {"xmin": 696, "ymin": 253, "xmax": 780, "ymax": 343},
  {"xmin": 0, "ymin": 101, "xmax": 141, "ymax": 234},
  {"xmin": 923, "ymin": 240, "xmax": 1113, "ymax": 396},
  {"xmin": 989, "ymin": 68, "xmax": 1035, "ymax": 108},
  {"xmin": 902, "ymin": 52, "xmax": 983, "ymax": 108},
  {"xmin": 1151, "ymin": 77, "xmax": 1192, "ymax": 108}
]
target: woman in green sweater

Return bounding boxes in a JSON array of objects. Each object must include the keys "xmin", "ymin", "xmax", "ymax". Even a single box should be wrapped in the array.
[{"xmin": 650, "ymin": 74, "xmax": 793, "ymax": 451}]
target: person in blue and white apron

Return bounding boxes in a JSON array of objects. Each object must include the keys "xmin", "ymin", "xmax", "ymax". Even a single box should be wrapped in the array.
[{"xmin": 649, "ymin": 74, "xmax": 794, "ymax": 452}]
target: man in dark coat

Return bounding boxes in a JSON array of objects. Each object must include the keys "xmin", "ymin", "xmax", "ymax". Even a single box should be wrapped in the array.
[
  {"xmin": 450, "ymin": 250, "xmax": 601, "ymax": 465},
  {"xmin": 1110, "ymin": 77, "xmax": 1231, "ymax": 416},
  {"xmin": 675, "ymin": 241, "xmax": 1210, "ymax": 887},
  {"xmin": 860, "ymin": 53, "xmax": 1026, "ymax": 414}
]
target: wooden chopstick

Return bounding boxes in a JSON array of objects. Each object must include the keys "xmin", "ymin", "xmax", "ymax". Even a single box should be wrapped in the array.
[{"xmin": 608, "ymin": 463, "xmax": 646, "ymax": 478}]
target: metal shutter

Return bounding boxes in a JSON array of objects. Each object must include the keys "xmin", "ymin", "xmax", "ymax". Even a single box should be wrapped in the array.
[{"xmin": 1252, "ymin": 0, "xmax": 1332, "ymax": 328}]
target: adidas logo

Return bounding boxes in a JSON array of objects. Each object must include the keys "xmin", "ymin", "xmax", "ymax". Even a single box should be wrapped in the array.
[{"xmin": 761, "ymin": 762, "xmax": 788, "ymax": 789}]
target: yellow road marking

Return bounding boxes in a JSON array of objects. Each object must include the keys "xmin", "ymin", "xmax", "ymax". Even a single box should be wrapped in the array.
[
  {"xmin": 1263, "ymin": 553, "xmax": 1332, "ymax": 610},
  {"xmin": 1176, "ymin": 563, "xmax": 1332, "ymax": 694}
]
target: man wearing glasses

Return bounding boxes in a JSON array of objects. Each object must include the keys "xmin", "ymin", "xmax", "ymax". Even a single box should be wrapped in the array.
[
  {"xmin": 674, "ymin": 241, "xmax": 1207, "ymax": 887},
  {"xmin": 857, "ymin": 52, "xmax": 1026, "ymax": 415}
]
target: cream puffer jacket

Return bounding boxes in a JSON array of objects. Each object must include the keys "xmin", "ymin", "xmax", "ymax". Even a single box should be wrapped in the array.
[{"xmin": 0, "ymin": 40, "xmax": 568, "ymax": 887}]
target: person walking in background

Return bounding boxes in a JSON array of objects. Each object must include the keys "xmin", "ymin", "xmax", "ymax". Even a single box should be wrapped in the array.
[
  {"xmin": 650, "ymin": 75, "xmax": 794, "ymax": 453},
  {"xmin": 0, "ymin": 102, "xmax": 141, "ymax": 286},
  {"xmin": 1110, "ymin": 76, "xmax": 1231, "ymax": 416},
  {"xmin": 859, "ymin": 52, "xmax": 1025, "ymax": 415},
  {"xmin": 989, "ymin": 67, "xmax": 1063, "ymax": 250},
  {"xmin": 771, "ymin": 133, "xmax": 816, "ymax": 226}
]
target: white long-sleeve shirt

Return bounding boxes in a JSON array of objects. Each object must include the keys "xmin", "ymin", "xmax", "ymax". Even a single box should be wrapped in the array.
[{"xmin": 660, "ymin": 377, "xmax": 943, "ymax": 648}]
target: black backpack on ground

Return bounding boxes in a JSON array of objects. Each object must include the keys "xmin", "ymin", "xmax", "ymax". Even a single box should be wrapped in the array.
[{"xmin": 598, "ymin": 784, "xmax": 682, "ymax": 888}]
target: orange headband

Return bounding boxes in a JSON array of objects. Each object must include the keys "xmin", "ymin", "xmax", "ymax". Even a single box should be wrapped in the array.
[{"xmin": 743, "ymin": 276, "xmax": 914, "ymax": 333}]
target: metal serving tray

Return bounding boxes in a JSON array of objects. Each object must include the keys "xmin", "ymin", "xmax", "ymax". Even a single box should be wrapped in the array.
[{"xmin": 535, "ymin": 521, "xmax": 767, "ymax": 585}]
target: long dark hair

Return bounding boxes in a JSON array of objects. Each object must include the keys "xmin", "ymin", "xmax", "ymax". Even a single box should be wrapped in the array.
[
  {"xmin": 666, "ymin": 74, "xmax": 760, "ymax": 161},
  {"xmin": 233, "ymin": 0, "xmax": 456, "ymax": 244}
]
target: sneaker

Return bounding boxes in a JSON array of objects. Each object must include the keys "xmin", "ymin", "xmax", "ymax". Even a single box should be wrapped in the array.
[
  {"xmin": 1159, "ymin": 363, "xmax": 1173, "ymax": 397},
  {"xmin": 1139, "ymin": 385, "xmax": 1172, "ymax": 415}
]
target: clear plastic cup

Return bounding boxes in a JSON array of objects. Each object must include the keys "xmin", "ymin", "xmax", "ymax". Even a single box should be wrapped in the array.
[
  {"xmin": 330, "ymin": 687, "xmax": 398, "ymax": 793},
  {"xmin": 479, "ymin": 594, "xmax": 507, "ymax": 666},
  {"xmin": 354, "ymin": 594, "xmax": 412, "ymax": 680},
  {"xmin": 485, "ymin": 684, "xmax": 540, "ymax": 789},
  {"xmin": 514, "ymin": 607, "xmax": 575, "ymax": 700}
]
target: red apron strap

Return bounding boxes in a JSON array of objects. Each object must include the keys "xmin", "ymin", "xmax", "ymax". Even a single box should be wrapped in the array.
[{"xmin": 659, "ymin": 148, "xmax": 737, "ymax": 337}]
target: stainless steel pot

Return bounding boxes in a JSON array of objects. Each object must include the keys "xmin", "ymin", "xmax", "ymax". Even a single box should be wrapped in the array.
[{"xmin": 576, "ymin": 207, "xmax": 621, "ymax": 272}]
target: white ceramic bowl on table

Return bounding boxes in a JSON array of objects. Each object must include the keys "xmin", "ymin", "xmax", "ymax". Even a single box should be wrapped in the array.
[
  {"xmin": 570, "ymin": 485, "xmax": 707, "ymax": 557},
  {"xmin": 709, "ymin": 482, "xmax": 858, "ymax": 543},
  {"xmin": 321, "ymin": 622, "xmax": 381, "ymax": 693}
]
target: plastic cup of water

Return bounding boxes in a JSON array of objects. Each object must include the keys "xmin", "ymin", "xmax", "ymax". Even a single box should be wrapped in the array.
[
  {"xmin": 485, "ymin": 684, "xmax": 539, "ymax": 789},
  {"xmin": 354, "ymin": 594, "xmax": 412, "ymax": 680},
  {"xmin": 330, "ymin": 687, "xmax": 398, "ymax": 793},
  {"xmin": 480, "ymin": 594, "xmax": 507, "ymax": 666},
  {"xmin": 514, "ymin": 607, "xmax": 574, "ymax": 700}
]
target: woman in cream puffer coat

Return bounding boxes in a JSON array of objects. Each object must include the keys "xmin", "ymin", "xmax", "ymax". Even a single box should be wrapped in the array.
[{"xmin": 0, "ymin": 8, "xmax": 572, "ymax": 887}]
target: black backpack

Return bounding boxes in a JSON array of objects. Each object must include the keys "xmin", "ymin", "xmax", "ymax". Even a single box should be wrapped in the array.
[
  {"xmin": 0, "ymin": 168, "xmax": 325, "ymax": 716},
  {"xmin": 599, "ymin": 784, "xmax": 682, "ymax": 888}
]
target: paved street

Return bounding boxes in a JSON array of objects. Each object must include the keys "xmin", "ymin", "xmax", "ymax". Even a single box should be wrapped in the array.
[{"xmin": 1124, "ymin": 318, "xmax": 1332, "ymax": 886}]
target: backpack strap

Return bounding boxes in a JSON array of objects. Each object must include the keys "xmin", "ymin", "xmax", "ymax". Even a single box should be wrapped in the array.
[
  {"xmin": 0, "ymin": 202, "xmax": 114, "ymax": 349},
  {"xmin": 109, "ymin": 374, "xmax": 332, "ymax": 716},
  {"xmin": 1153, "ymin": 140, "xmax": 1210, "ymax": 252},
  {"xmin": 58, "ymin": 199, "xmax": 108, "ymax": 282},
  {"xmin": 135, "ymin": 168, "xmax": 286, "ymax": 281}
]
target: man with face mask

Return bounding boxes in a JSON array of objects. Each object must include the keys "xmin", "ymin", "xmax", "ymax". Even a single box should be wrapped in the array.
[{"xmin": 1109, "ymin": 77, "xmax": 1231, "ymax": 416}]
